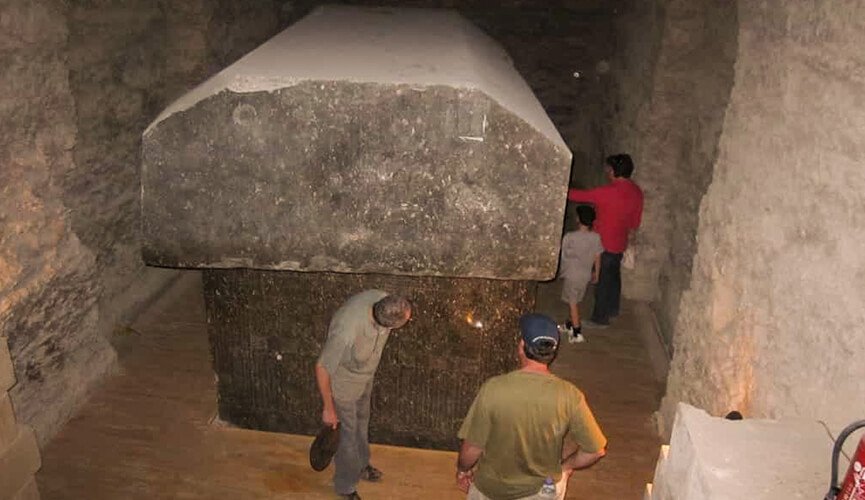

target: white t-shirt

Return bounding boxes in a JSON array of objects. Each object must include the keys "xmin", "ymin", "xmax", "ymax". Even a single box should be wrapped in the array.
[{"xmin": 558, "ymin": 230, "xmax": 603, "ymax": 281}]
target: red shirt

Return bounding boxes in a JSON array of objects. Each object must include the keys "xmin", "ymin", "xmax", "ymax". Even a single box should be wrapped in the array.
[{"xmin": 567, "ymin": 179, "xmax": 643, "ymax": 253}]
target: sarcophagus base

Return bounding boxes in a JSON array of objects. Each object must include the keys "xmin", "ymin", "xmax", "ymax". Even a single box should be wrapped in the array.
[{"xmin": 203, "ymin": 269, "xmax": 535, "ymax": 450}]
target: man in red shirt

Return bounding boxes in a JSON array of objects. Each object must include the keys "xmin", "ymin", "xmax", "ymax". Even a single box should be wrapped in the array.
[{"xmin": 567, "ymin": 154, "xmax": 643, "ymax": 326}]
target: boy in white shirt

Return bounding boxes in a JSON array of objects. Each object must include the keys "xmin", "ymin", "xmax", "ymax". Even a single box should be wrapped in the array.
[{"xmin": 559, "ymin": 205, "xmax": 603, "ymax": 343}]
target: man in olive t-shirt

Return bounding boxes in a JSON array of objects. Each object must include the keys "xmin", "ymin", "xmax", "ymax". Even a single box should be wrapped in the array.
[{"xmin": 456, "ymin": 313, "xmax": 607, "ymax": 500}]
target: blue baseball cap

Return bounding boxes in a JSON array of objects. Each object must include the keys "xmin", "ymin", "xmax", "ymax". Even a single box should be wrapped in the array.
[{"xmin": 519, "ymin": 313, "xmax": 560, "ymax": 349}]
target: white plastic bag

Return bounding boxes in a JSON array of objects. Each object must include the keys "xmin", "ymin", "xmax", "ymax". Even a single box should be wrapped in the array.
[{"xmin": 622, "ymin": 246, "xmax": 636, "ymax": 270}]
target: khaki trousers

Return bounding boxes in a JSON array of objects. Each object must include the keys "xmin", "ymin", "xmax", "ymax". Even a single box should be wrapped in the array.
[{"xmin": 467, "ymin": 474, "xmax": 569, "ymax": 500}]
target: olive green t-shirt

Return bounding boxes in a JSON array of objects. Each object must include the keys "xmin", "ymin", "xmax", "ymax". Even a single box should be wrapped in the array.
[{"xmin": 457, "ymin": 370, "xmax": 607, "ymax": 500}]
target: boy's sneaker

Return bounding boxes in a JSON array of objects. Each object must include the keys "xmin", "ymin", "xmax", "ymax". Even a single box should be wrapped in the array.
[{"xmin": 568, "ymin": 325, "xmax": 586, "ymax": 344}]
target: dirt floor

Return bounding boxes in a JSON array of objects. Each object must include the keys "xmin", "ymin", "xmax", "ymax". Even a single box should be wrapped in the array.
[{"xmin": 37, "ymin": 273, "xmax": 663, "ymax": 499}]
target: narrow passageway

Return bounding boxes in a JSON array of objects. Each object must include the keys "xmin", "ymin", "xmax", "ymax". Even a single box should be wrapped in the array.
[
  {"xmin": 37, "ymin": 274, "xmax": 662, "ymax": 499},
  {"xmin": 537, "ymin": 280, "xmax": 665, "ymax": 498}
]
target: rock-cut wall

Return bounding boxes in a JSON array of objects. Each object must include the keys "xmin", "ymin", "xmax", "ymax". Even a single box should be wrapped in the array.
[
  {"xmin": 0, "ymin": 0, "xmax": 109, "ymax": 447},
  {"xmin": 603, "ymin": 0, "xmax": 738, "ymax": 349},
  {"xmin": 0, "ymin": 0, "xmax": 285, "ymax": 445},
  {"xmin": 661, "ymin": 0, "xmax": 865, "ymax": 436}
]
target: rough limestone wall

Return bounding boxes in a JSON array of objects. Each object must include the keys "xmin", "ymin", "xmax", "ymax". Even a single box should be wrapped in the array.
[
  {"xmin": 661, "ymin": 0, "xmax": 865, "ymax": 436},
  {"xmin": 63, "ymin": 2, "xmax": 175, "ymax": 356},
  {"xmin": 604, "ymin": 0, "xmax": 737, "ymax": 348},
  {"xmin": 0, "ymin": 0, "xmax": 112, "ymax": 445},
  {"xmin": 0, "ymin": 0, "xmax": 283, "ymax": 445}
]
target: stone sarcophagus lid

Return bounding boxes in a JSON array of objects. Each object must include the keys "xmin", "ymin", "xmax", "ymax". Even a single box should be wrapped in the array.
[
  {"xmin": 142, "ymin": 5, "xmax": 571, "ymax": 279},
  {"xmin": 142, "ymin": 5, "xmax": 571, "ymax": 448}
]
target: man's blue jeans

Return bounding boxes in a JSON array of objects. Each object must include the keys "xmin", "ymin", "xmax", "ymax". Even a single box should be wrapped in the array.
[
  {"xmin": 333, "ymin": 379, "xmax": 373, "ymax": 495},
  {"xmin": 592, "ymin": 251, "xmax": 623, "ymax": 324}
]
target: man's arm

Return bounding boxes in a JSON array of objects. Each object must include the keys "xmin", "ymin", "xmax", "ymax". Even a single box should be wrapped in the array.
[
  {"xmin": 563, "ymin": 389, "xmax": 608, "ymax": 472},
  {"xmin": 562, "ymin": 447, "xmax": 606, "ymax": 471},
  {"xmin": 457, "ymin": 439, "xmax": 484, "ymax": 471},
  {"xmin": 455, "ymin": 440, "xmax": 484, "ymax": 492},
  {"xmin": 316, "ymin": 320, "xmax": 354, "ymax": 429},
  {"xmin": 567, "ymin": 187, "xmax": 598, "ymax": 204},
  {"xmin": 314, "ymin": 363, "xmax": 338, "ymax": 428},
  {"xmin": 456, "ymin": 384, "xmax": 489, "ymax": 493}
]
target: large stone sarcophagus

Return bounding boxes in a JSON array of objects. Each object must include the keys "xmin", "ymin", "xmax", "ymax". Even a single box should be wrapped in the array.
[{"xmin": 142, "ymin": 5, "xmax": 571, "ymax": 449}]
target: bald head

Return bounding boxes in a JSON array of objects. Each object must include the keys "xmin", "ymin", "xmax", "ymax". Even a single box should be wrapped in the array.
[{"xmin": 373, "ymin": 295, "xmax": 412, "ymax": 329}]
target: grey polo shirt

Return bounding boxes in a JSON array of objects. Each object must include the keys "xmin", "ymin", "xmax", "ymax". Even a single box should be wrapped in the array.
[{"xmin": 318, "ymin": 289, "xmax": 390, "ymax": 401}]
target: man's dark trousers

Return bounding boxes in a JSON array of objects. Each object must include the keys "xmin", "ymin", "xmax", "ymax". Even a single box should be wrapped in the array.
[{"xmin": 592, "ymin": 252, "xmax": 623, "ymax": 324}]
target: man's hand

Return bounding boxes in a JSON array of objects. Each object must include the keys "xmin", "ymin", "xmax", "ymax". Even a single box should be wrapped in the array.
[
  {"xmin": 562, "ymin": 448, "xmax": 606, "ymax": 471},
  {"xmin": 455, "ymin": 469, "xmax": 474, "ymax": 493},
  {"xmin": 456, "ymin": 440, "xmax": 483, "ymax": 492},
  {"xmin": 322, "ymin": 406, "xmax": 339, "ymax": 429},
  {"xmin": 591, "ymin": 270, "xmax": 599, "ymax": 284}
]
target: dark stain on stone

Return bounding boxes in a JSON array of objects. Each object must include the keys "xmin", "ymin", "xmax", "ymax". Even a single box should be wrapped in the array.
[{"xmin": 25, "ymin": 361, "xmax": 44, "ymax": 383}]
